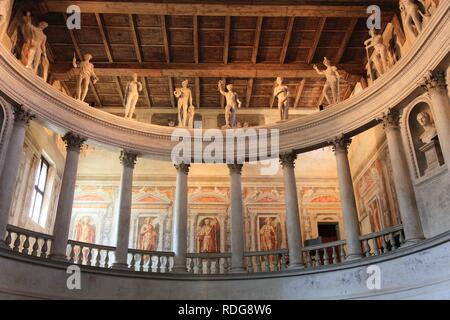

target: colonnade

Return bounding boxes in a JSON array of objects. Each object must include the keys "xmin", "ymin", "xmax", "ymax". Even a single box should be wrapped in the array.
[{"xmin": 0, "ymin": 70, "xmax": 448, "ymax": 270}]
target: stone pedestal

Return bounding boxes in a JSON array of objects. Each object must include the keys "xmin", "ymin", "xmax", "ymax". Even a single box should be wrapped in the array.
[
  {"xmin": 49, "ymin": 133, "xmax": 86, "ymax": 260},
  {"xmin": 112, "ymin": 151, "xmax": 138, "ymax": 269},
  {"xmin": 419, "ymin": 137, "xmax": 444, "ymax": 174}
]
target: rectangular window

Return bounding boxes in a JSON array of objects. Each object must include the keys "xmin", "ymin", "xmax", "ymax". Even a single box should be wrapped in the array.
[{"xmin": 29, "ymin": 157, "xmax": 50, "ymax": 226}]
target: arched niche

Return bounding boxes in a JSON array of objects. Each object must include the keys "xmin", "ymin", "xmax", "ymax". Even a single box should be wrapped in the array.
[
  {"xmin": 402, "ymin": 96, "xmax": 445, "ymax": 179},
  {"xmin": 0, "ymin": 96, "xmax": 13, "ymax": 175}
]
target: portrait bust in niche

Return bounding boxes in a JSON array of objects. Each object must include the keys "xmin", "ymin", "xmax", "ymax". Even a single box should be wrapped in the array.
[{"xmin": 416, "ymin": 111, "xmax": 437, "ymax": 144}]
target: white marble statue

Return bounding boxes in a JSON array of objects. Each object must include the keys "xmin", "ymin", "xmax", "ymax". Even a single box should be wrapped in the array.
[
  {"xmin": 72, "ymin": 53, "xmax": 99, "ymax": 102},
  {"xmin": 399, "ymin": 0, "xmax": 423, "ymax": 41},
  {"xmin": 20, "ymin": 12, "xmax": 49, "ymax": 80},
  {"xmin": 218, "ymin": 80, "xmax": 242, "ymax": 128},
  {"xmin": 417, "ymin": 111, "xmax": 437, "ymax": 144},
  {"xmin": 123, "ymin": 73, "xmax": 143, "ymax": 119},
  {"xmin": 187, "ymin": 105, "xmax": 195, "ymax": 128},
  {"xmin": 273, "ymin": 77, "xmax": 290, "ymax": 121},
  {"xmin": 364, "ymin": 28, "xmax": 393, "ymax": 77},
  {"xmin": 313, "ymin": 57, "xmax": 341, "ymax": 105},
  {"xmin": 174, "ymin": 80, "xmax": 193, "ymax": 127}
]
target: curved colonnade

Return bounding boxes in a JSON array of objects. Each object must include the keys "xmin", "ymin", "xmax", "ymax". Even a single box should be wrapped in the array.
[{"xmin": 0, "ymin": 1, "xmax": 449, "ymax": 300}]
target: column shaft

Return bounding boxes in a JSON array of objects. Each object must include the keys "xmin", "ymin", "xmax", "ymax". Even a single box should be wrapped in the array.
[
  {"xmin": 50, "ymin": 133, "xmax": 85, "ymax": 260},
  {"xmin": 113, "ymin": 151, "xmax": 138, "ymax": 269},
  {"xmin": 0, "ymin": 106, "xmax": 33, "ymax": 247},
  {"xmin": 331, "ymin": 136, "xmax": 363, "ymax": 260},
  {"xmin": 280, "ymin": 153, "xmax": 304, "ymax": 269},
  {"xmin": 229, "ymin": 164, "xmax": 245, "ymax": 272},
  {"xmin": 171, "ymin": 163, "xmax": 189, "ymax": 273}
]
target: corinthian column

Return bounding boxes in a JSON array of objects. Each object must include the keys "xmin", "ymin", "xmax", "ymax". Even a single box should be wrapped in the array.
[
  {"xmin": 279, "ymin": 152, "xmax": 304, "ymax": 269},
  {"xmin": 330, "ymin": 135, "xmax": 362, "ymax": 260},
  {"xmin": 171, "ymin": 163, "xmax": 190, "ymax": 273},
  {"xmin": 112, "ymin": 150, "xmax": 138, "ymax": 269},
  {"xmin": 228, "ymin": 163, "xmax": 245, "ymax": 272},
  {"xmin": 49, "ymin": 133, "xmax": 86, "ymax": 260},
  {"xmin": 381, "ymin": 109, "xmax": 424, "ymax": 242},
  {"xmin": 0, "ymin": 106, "xmax": 34, "ymax": 248},
  {"xmin": 421, "ymin": 71, "xmax": 450, "ymax": 166}
]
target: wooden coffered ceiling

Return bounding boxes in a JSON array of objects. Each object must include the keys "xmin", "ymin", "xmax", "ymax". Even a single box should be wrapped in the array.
[{"xmin": 15, "ymin": 0, "xmax": 398, "ymax": 110}]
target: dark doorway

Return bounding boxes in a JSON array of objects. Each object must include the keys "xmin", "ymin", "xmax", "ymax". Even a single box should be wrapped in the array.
[{"xmin": 317, "ymin": 222, "xmax": 339, "ymax": 243}]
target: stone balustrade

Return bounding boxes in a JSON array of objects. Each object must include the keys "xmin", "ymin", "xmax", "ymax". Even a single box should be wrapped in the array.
[
  {"xmin": 302, "ymin": 240, "xmax": 347, "ymax": 268},
  {"xmin": 359, "ymin": 225, "xmax": 406, "ymax": 257},
  {"xmin": 5, "ymin": 224, "xmax": 53, "ymax": 258},
  {"xmin": 128, "ymin": 248, "xmax": 174, "ymax": 273},
  {"xmin": 244, "ymin": 249, "xmax": 289, "ymax": 272},
  {"xmin": 67, "ymin": 240, "xmax": 115, "ymax": 268},
  {"xmin": 186, "ymin": 252, "xmax": 231, "ymax": 274}
]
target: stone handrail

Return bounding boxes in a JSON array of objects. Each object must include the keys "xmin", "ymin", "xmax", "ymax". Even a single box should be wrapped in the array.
[
  {"xmin": 359, "ymin": 225, "xmax": 405, "ymax": 257},
  {"xmin": 244, "ymin": 249, "xmax": 289, "ymax": 272},
  {"xmin": 5, "ymin": 224, "xmax": 54, "ymax": 258},
  {"xmin": 186, "ymin": 252, "xmax": 231, "ymax": 274},
  {"xmin": 302, "ymin": 240, "xmax": 347, "ymax": 267},
  {"xmin": 0, "ymin": 2, "xmax": 448, "ymax": 159},
  {"xmin": 67, "ymin": 240, "xmax": 116, "ymax": 268},
  {"xmin": 128, "ymin": 248, "xmax": 174, "ymax": 273}
]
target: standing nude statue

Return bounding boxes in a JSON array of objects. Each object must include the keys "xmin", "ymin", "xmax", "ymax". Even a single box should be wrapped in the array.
[
  {"xmin": 173, "ymin": 80, "xmax": 193, "ymax": 127},
  {"xmin": 123, "ymin": 73, "xmax": 143, "ymax": 119},
  {"xmin": 72, "ymin": 53, "xmax": 99, "ymax": 102},
  {"xmin": 400, "ymin": 0, "xmax": 423, "ymax": 41},
  {"xmin": 313, "ymin": 57, "xmax": 341, "ymax": 105},
  {"xmin": 364, "ymin": 28, "xmax": 392, "ymax": 77},
  {"xmin": 218, "ymin": 80, "xmax": 242, "ymax": 128},
  {"xmin": 273, "ymin": 77, "xmax": 290, "ymax": 121},
  {"xmin": 187, "ymin": 105, "xmax": 196, "ymax": 128}
]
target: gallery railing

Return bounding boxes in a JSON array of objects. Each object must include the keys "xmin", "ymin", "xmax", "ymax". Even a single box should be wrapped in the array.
[
  {"xmin": 4, "ymin": 224, "xmax": 405, "ymax": 275},
  {"xmin": 186, "ymin": 252, "xmax": 232, "ymax": 274},
  {"xmin": 359, "ymin": 225, "xmax": 406, "ymax": 257}
]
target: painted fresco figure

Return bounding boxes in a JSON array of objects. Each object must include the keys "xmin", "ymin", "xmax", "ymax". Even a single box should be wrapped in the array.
[
  {"xmin": 123, "ymin": 73, "xmax": 143, "ymax": 119},
  {"xmin": 218, "ymin": 80, "xmax": 242, "ymax": 128},
  {"xmin": 313, "ymin": 57, "xmax": 341, "ymax": 105},
  {"xmin": 138, "ymin": 218, "xmax": 158, "ymax": 251},
  {"xmin": 197, "ymin": 218, "xmax": 219, "ymax": 253},
  {"xmin": 273, "ymin": 77, "xmax": 290, "ymax": 121},
  {"xmin": 174, "ymin": 80, "xmax": 193, "ymax": 127}
]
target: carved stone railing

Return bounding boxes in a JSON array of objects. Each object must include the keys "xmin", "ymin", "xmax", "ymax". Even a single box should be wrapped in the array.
[
  {"xmin": 128, "ymin": 248, "xmax": 174, "ymax": 273},
  {"xmin": 186, "ymin": 252, "xmax": 231, "ymax": 274},
  {"xmin": 244, "ymin": 249, "xmax": 289, "ymax": 272},
  {"xmin": 67, "ymin": 240, "xmax": 115, "ymax": 268},
  {"xmin": 359, "ymin": 225, "xmax": 405, "ymax": 257},
  {"xmin": 302, "ymin": 240, "xmax": 347, "ymax": 268},
  {"xmin": 5, "ymin": 224, "xmax": 53, "ymax": 258}
]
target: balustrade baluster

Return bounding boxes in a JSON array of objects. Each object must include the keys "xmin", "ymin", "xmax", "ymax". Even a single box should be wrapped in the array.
[
  {"xmin": 339, "ymin": 245, "xmax": 345, "ymax": 260},
  {"xmin": 188, "ymin": 257, "xmax": 194, "ymax": 273},
  {"xmin": 198, "ymin": 258, "xmax": 203, "ymax": 274},
  {"xmin": 215, "ymin": 258, "xmax": 220, "ymax": 274},
  {"xmin": 382, "ymin": 236, "xmax": 389, "ymax": 253},
  {"xmin": 332, "ymin": 246, "xmax": 338, "ymax": 264},
  {"xmin": 305, "ymin": 251, "xmax": 312, "ymax": 268},
  {"xmin": 389, "ymin": 232, "xmax": 397, "ymax": 250},
  {"xmin": 13, "ymin": 233, "xmax": 21, "ymax": 252},
  {"xmin": 206, "ymin": 259, "xmax": 211, "ymax": 274},
  {"xmin": 104, "ymin": 250, "xmax": 110, "ymax": 268},
  {"xmin": 265, "ymin": 256, "xmax": 270, "ymax": 271},
  {"xmin": 157, "ymin": 256, "xmax": 162, "ymax": 273},
  {"xmin": 362, "ymin": 239, "xmax": 370, "ymax": 257},
  {"xmin": 87, "ymin": 247, "xmax": 93, "ymax": 266},
  {"xmin": 246, "ymin": 256, "xmax": 253, "ymax": 272},
  {"xmin": 95, "ymin": 249, "xmax": 102, "ymax": 267},
  {"xmin": 41, "ymin": 239, "xmax": 49, "ymax": 258},
  {"xmin": 5, "ymin": 231, "xmax": 12, "ymax": 247},
  {"xmin": 323, "ymin": 248, "xmax": 329, "ymax": 265},
  {"xmin": 129, "ymin": 253, "xmax": 136, "ymax": 270},
  {"xmin": 314, "ymin": 249, "xmax": 321, "ymax": 266},
  {"xmin": 281, "ymin": 254, "xmax": 287, "ymax": 270},
  {"xmin": 165, "ymin": 256, "xmax": 171, "ymax": 273},
  {"xmin": 139, "ymin": 253, "xmax": 145, "ymax": 272},
  {"xmin": 399, "ymin": 230, "xmax": 406, "ymax": 245},
  {"xmin": 223, "ymin": 258, "xmax": 229, "ymax": 274},
  {"xmin": 79, "ymin": 246, "xmax": 84, "ymax": 264},
  {"xmin": 372, "ymin": 238, "xmax": 380, "ymax": 256},
  {"xmin": 31, "ymin": 238, "xmax": 39, "ymax": 256},
  {"xmin": 68, "ymin": 244, "xmax": 75, "ymax": 263}
]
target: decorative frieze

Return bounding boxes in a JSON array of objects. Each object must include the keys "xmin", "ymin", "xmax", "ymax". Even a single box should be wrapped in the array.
[
  {"xmin": 62, "ymin": 132, "xmax": 86, "ymax": 152},
  {"xmin": 119, "ymin": 150, "xmax": 138, "ymax": 169}
]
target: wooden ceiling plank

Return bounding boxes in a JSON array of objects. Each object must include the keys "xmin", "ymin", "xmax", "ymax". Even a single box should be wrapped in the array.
[
  {"xmin": 294, "ymin": 79, "xmax": 306, "ymax": 109},
  {"xmin": 306, "ymin": 17, "xmax": 326, "ymax": 64},
  {"xmin": 193, "ymin": 16, "xmax": 199, "ymax": 64},
  {"xmin": 95, "ymin": 13, "xmax": 113, "ymax": 63},
  {"xmin": 279, "ymin": 17, "xmax": 295, "ymax": 64},
  {"xmin": 46, "ymin": 2, "xmax": 382, "ymax": 18},
  {"xmin": 129, "ymin": 14, "xmax": 143, "ymax": 63},
  {"xmin": 63, "ymin": 13, "xmax": 102, "ymax": 108},
  {"xmin": 251, "ymin": 17, "xmax": 263, "ymax": 64},
  {"xmin": 335, "ymin": 18, "xmax": 358, "ymax": 64},
  {"xmin": 142, "ymin": 77, "xmax": 152, "ymax": 108},
  {"xmin": 223, "ymin": 16, "xmax": 231, "ymax": 64},
  {"xmin": 160, "ymin": 15, "xmax": 171, "ymax": 64}
]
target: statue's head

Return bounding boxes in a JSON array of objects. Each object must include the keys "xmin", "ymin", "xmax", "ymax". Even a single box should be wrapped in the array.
[
  {"xmin": 417, "ymin": 111, "xmax": 432, "ymax": 127},
  {"xmin": 182, "ymin": 80, "xmax": 189, "ymax": 88},
  {"xmin": 39, "ymin": 21, "xmax": 49, "ymax": 30},
  {"xmin": 84, "ymin": 54, "xmax": 93, "ymax": 61},
  {"xmin": 226, "ymin": 84, "xmax": 233, "ymax": 91},
  {"xmin": 323, "ymin": 57, "xmax": 331, "ymax": 66},
  {"xmin": 276, "ymin": 77, "xmax": 283, "ymax": 85}
]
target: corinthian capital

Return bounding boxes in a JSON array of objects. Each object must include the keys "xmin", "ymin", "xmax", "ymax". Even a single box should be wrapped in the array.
[
  {"xmin": 420, "ymin": 70, "xmax": 446, "ymax": 92},
  {"xmin": 12, "ymin": 105, "xmax": 34, "ymax": 125},
  {"xmin": 62, "ymin": 132, "xmax": 86, "ymax": 152},
  {"xmin": 329, "ymin": 134, "xmax": 351, "ymax": 153},
  {"xmin": 174, "ymin": 162, "xmax": 190, "ymax": 174},
  {"xmin": 120, "ymin": 150, "xmax": 138, "ymax": 169},
  {"xmin": 279, "ymin": 152, "xmax": 297, "ymax": 168},
  {"xmin": 227, "ymin": 163, "xmax": 243, "ymax": 175},
  {"xmin": 379, "ymin": 108, "xmax": 400, "ymax": 130}
]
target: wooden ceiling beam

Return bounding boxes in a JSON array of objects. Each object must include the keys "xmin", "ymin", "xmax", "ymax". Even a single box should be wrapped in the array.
[
  {"xmin": 306, "ymin": 17, "xmax": 326, "ymax": 64},
  {"xmin": 251, "ymin": 17, "xmax": 263, "ymax": 64},
  {"xmin": 51, "ymin": 62, "xmax": 364, "ymax": 79},
  {"xmin": 279, "ymin": 17, "xmax": 295, "ymax": 64},
  {"xmin": 195, "ymin": 77, "xmax": 201, "ymax": 108},
  {"xmin": 334, "ymin": 18, "xmax": 358, "ymax": 64},
  {"xmin": 193, "ymin": 15, "xmax": 199, "ymax": 64},
  {"xmin": 46, "ymin": 2, "xmax": 383, "ymax": 17},
  {"xmin": 168, "ymin": 77, "xmax": 176, "ymax": 108},
  {"xmin": 160, "ymin": 15, "xmax": 171, "ymax": 64},
  {"xmin": 293, "ymin": 79, "xmax": 306, "ymax": 109},
  {"xmin": 245, "ymin": 78, "xmax": 254, "ymax": 108},
  {"xmin": 63, "ymin": 13, "xmax": 102, "ymax": 108},
  {"xmin": 223, "ymin": 16, "xmax": 231, "ymax": 64},
  {"xmin": 220, "ymin": 77, "xmax": 226, "ymax": 107}
]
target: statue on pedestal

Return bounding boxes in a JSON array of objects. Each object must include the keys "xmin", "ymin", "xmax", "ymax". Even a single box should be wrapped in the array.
[
  {"xmin": 123, "ymin": 73, "xmax": 143, "ymax": 119},
  {"xmin": 416, "ymin": 110, "xmax": 443, "ymax": 174},
  {"xmin": 400, "ymin": 0, "xmax": 423, "ymax": 41},
  {"xmin": 218, "ymin": 80, "xmax": 242, "ymax": 128},
  {"xmin": 72, "ymin": 53, "xmax": 99, "ymax": 102},
  {"xmin": 173, "ymin": 80, "xmax": 193, "ymax": 127},
  {"xmin": 273, "ymin": 77, "xmax": 290, "ymax": 121},
  {"xmin": 313, "ymin": 57, "xmax": 340, "ymax": 105},
  {"xmin": 364, "ymin": 28, "xmax": 393, "ymax": 77},
  {"xmin": 417, "ymin": 111, "xmax": 437, "ymax": 144}
]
